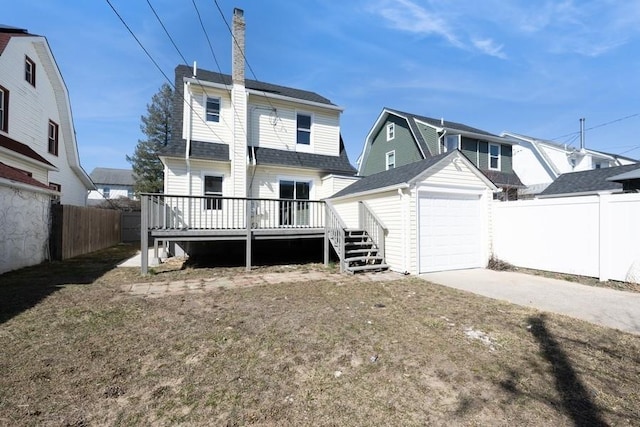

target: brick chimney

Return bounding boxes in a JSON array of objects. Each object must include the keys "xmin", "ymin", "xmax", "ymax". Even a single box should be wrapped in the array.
[{"xmin": 232, "ymin": 8, "xmax": 245, "ymax": 85}]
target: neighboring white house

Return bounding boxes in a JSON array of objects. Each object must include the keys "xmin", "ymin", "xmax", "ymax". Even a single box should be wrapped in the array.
[
  {"xmin": 329, "ymin": 151, "xmax": 497, "ymax": 275},
  {"xmin": 0, "ymin": 24, "xmax": 92, "ymax": 206},
  {"xmin": 503, "ymin": 132, "xmax": 637, "ymax": 197},
  {"xmin": 88, "ymin": 167, "xmax": 135, "ymax": 205}
]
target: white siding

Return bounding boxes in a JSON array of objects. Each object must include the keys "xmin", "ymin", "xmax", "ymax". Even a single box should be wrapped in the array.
[
  {"xmin": 185, "ymin": 84, "xmax": 233, "ymax": 144},
  {"xmin": 164, "ymin": 158, "xmax": 232, "ymax": 197},
  {"xmin": 0, "ymin": 36, "xmax": 90, "ymax": 206},
  {"xmin": 319, "ymin": 175, "xmax": 359, "ymax": 199},
  {"xmin": 247, "ymin": 95, "xmax": 340, "ymax": 157},
  {"xmin": 248, "ymin": 165, "xmax": 322, "ymax": 200},
  {"xmin": 331, "ymin": 201, "xmax": 359, "ymax": 229}
]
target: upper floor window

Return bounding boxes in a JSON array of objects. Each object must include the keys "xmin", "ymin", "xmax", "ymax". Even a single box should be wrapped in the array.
[
  {"xmin": 489, "ymin": 143, "xmax": 500, "ymax": 170},
  {"xmin": 103, "ymin": 187, "xmax": 111, "ymax": 198},
  {"xmin": 386, "ymin": 123, "xmax": 395, "ymax": 141},
  {"xmin": 386, "ymin": 150, "xmax": 396, "ymax": 170},
  {"xmin": 48, "ymin": 120, "xmax": 59, "ymax": 156},
  {"xmin": 296, "ymin": 113, "xmax": 311, "ymax": 145},
  {"xmin": 25, "ymin": 56, "xmax": 36, "ymax": 86},
  {"xmin": 205, "ymin": 96, "xmax": 220, "ymax": 122},
  {"xmin": 444, "ymin": 135, "xmax": 459, "ymax": 152},
  {"xmin": 0, "ymin": 85, "xmax": 8, "ymax": 132},
  {"xmin": 204, "ymin": 175, "xmax": 223, "ymax": 210},
  {"xmin": 594, "ymin": 161, "xmax": 609, "ymax": 169}
]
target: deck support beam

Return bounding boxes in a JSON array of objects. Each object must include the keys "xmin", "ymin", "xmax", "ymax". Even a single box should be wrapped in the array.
[{"xmin": 246, "ymin": 199, "xmax": 252, "ymax": 271}]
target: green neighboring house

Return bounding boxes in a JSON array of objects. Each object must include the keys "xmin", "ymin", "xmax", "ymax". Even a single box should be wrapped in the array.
[{"xmin": 357, "ymin": 108, "xmax": 523, "ymax": 200}]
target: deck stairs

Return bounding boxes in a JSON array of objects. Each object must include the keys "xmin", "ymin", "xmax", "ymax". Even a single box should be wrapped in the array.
[{"xmin": 341, "ymin": 229, "xmax": 388, "ymax": 273}]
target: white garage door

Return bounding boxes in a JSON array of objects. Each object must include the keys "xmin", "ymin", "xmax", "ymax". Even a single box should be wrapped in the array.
[{"xmin": 419, "ymin": 193, "xmax": 483, "ymax": 273}]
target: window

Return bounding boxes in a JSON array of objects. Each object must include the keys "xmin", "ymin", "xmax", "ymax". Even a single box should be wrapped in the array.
[
  {"xmin": 204, "ymin": 175, "xmax": 223, "ymax": 210},
  {"xmin": 386, "ymin": 150, "xmax": 396, "ymax": 170},
  {"xmin": 0, "ymin": 85, "xmax": 8, "ymax": 132},
  {"xmin": 205, "ymin": 97, "xmax": 220, "ymax": 122},
  {"xmin": 445, "ymin": 135, "xmax": 459, "ymax": 152},
  {"xmin": 594, "ymin": 161, "xmax": 608, "ymax": 169},
  {"xmin": 49, "ymin": 182, "xmax": 61, "ymax": 202},
  {"xmin": 48, "ymin": 120, "xmax": 59, "ymax": 156},
  {"xmin": 386, "ymin": 123, "xmax": 395, "ymax": 141},
  {"xmin": 25, "ymin": 56, "xmax": 36, "ymax": 86},
  {"xmin": 279, "ymin": 180, "xmax": 310, "ymax": 226},
  {"xmin": 489, "ymin": 143, "xmax": 500, "ymax": 170},
  {"xmin": 103, "ymin": 187, "xmax": 111, "ymax": 198},
  {"xmin": 296, "ymin": 113, "xmax": 311, "ymax": 145}
]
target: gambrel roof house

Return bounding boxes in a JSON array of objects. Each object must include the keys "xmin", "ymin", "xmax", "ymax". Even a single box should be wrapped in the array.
[
  {"xmin": 357, "ymin": 108, "xmax": 523, "ymax": 200},
  {"xmin": 0, "ymin": 25, "xmax": 92, "ymax": 205},
  {"xmin": 502, "ymin": 132, "xmax": 637, "ymax": 197}
]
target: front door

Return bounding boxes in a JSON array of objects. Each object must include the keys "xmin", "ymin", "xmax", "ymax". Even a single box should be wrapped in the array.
[{"xmin": 279, "ymin": 181, "xmax": 310, "ymax": 226}]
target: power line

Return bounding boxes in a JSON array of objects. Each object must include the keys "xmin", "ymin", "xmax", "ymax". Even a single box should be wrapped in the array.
[
  {"xmin": 106, "ymin": 0, "xmax": 228, "ymax": 146},
  {"xmin": 551, "ymin": 113, "xmax": 640, "ymax": 141}
]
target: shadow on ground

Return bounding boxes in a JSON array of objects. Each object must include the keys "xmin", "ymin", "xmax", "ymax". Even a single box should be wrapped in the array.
[
  {"xmin": 0, "ymin": 244, "xmax": 138, "ymax": 325},
  {"xmin": 184, "ymin": 238, "xmax": 331, "ymax": 268}
]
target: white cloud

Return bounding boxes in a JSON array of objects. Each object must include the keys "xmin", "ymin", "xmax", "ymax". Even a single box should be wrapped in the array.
[
  {"xmin": 373, "ymin": 0, "xmax": 463, "ymax": 48},
  {"xmin": 472, "ymin": 38, "xmax": 507, "ymax": 59}
]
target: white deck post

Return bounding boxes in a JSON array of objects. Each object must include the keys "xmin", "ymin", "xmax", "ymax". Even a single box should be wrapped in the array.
[{"xmin": 246, "ymin": 199, "xmax": 252, "ymax": 271}]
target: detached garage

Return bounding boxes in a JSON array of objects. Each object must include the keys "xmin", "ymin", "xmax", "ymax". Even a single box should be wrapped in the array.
[{"xmin": 329, "ymin": 151, "xmax": 496, "ymax": 275}]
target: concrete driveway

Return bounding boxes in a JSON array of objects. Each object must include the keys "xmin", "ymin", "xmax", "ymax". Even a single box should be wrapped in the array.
[{"xmin": 421, "ymin": 269, "xmax": 640, "ymax": 336}]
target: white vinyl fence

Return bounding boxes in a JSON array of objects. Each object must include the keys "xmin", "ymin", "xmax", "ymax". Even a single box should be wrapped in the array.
[{"xmin": 492, "ymin": 193, "xmax": 640, "ymax": 283}]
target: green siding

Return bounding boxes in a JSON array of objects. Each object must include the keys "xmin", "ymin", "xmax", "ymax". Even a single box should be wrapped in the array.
[
  {"xmin": 361, "ymin": 117, "xmax": 423, "ymax": 176},
  {"xmin": 479, "ymin": 141, "xmax": 489, "ymax": 170},
  {"xmin": 416, "ymin": 123, "xmax": 439, "ymax": 156},
  {"xmin": 460, "ymin": 138, "xmax": 479, "ymax": 167},
  {"xmin": 500, "ymin": 144, "xmax": 512, "ymax": 173}
]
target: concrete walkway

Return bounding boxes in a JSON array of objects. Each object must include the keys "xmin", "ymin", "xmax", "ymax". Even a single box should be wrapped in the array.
[{"xmin": 421, "ymin": 269, "xmax": 640, "ymax": 336}]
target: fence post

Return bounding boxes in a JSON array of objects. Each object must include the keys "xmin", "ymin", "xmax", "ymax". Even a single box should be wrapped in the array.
[{"xmin": 141, "ymin": 195, "xmax": 149, "ymax": 275}]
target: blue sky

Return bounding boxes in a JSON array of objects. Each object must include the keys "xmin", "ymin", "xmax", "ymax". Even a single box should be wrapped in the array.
[{"xmin": 4, "ymin": 0, "xmax": 640, "ymax": 173}]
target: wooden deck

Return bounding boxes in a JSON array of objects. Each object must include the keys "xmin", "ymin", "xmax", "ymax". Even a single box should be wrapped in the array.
[{"xmin": 140, "ymin": 194, "xmax": 328, "ymax": 273}]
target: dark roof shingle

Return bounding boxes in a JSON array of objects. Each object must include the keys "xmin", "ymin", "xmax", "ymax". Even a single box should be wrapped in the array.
[
  {"xmin": 540, "ymin": 164, "xmax": 640, "ymax": 196},
  {"xmin": 0, "ymin": 133, "xmax": 54, "ymax": 167},
  {"xmin": 0, "ymin": 162, "xmax": 51, "ymax": 190},
  {"xmin": 89, "ymin": 168, "xmax": 135, "ymax": 186}
]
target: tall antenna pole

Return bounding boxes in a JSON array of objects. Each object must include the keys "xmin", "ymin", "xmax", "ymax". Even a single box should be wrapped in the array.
[{"xmin": 579, "ymin": 117, "xmax": 585, "ymax": 150}]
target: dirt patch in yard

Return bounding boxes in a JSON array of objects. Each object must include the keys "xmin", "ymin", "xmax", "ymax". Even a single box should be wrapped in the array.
[{"xmin": 1, "ymin": 245, "xmax": 639, "ymax": 425}]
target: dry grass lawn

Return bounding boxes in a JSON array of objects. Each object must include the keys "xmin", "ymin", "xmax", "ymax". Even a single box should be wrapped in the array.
[{"xmin": 0, "ymin": 244, "xmax": 639, "ymax": 426}]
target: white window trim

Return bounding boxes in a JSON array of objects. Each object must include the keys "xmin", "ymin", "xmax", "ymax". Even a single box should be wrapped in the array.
[
  {"xmin": 295, "ymin": 111, "xmax": 313, "ymax": 153},
  {"xmin": 385, "ymin": 150, "xmax": 396, "ymax": 170},
  {"xmin": 386, "ymin": 122, "xmax": 395, "ymax": 141},
  {"xmin": 488, "ymin": 143, "xmax": 501, "ymax": 171},
  {"xmin": 277, "ymin": 176, "xmax": 315, "ymax": 200},
  {"xmin": 204, "ymin": 94, "xmax": 221, "ymax": 123},
  {"xmin": 444, "ymin": 134, "xmax": 460, "ymax": 153},
  {"xmin": 202, "ymin": 172, "xmax": 224, "ymax": 210}
]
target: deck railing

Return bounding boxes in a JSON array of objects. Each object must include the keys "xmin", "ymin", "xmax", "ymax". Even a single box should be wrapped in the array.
[
  {"xmin": 359, "ymin": 201, "xmax": 387, "ymax": 260},
  {"xmin": 325, "ymin": 200, "xmax": 348, "ymax": 272},
  {"xmin": 141, "ymin": 194, "xmax": 325, "ymax": 231}
]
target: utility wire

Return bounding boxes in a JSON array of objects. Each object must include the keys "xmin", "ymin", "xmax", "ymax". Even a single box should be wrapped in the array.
[
  {"xmin": 106, "ymin": 0, "xmax": 230, "ymax": 149},
  {"xmin": 551, "ymin": 113, "xmax": 640, "ymax": 141}
]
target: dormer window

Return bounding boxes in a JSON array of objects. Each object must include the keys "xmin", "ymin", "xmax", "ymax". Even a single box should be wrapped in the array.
[
  {"xmin": 386, "ymin": 123, "xmax": 395, "ymax": 141},
  {"xmin": 205, "ymin": 96, "xmax": 220, "ymax": 122},
  {"xmin": 296, "ymin": 113, "xmax": 311, "ymax": 145},
  {"xmin": 25, "ymin": 56, "xmax": 36, "ymax": 86},
  {"xmin": 444, "ymin": 135, "xmax": 459, "ymax": 152},
  {"xmin": 489, "ymin": 143, "xmax": 501, "ymax": 170}
]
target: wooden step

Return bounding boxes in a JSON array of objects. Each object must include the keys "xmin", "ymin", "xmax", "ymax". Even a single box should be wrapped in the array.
[
  {"xmin": 345, "ymin": 240, "xmax": 375, "ymax": 247},
  {"xmin": 344, "ymin": 255, "xmax": 385, "ymax": 263},
  {"xmin": 345, "ymin": 248, "xmax": 379, "ymax": 255},
  {"xmin": 346, "ymin": 264, "xmax": 390, "ymax": 273}
]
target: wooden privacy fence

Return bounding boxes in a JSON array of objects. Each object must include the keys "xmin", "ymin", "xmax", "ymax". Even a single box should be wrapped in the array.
[{"xmin": 50, "ymin": 204, "xmax": 121, "ymax": 260}]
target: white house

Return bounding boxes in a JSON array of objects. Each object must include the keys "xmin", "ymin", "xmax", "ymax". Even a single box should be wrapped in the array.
[
  {"xmin": 158, "ymin": 8, "xmax": 356, "ymax": 213},
  {"xmin": 0, "ymin": 24, "xmax": 92, "ymax": 205},
  {"xmin": 503, "ymin": 132, "xmax": 636, "ymax": 197},
  {"xmin": 88, "ymin": 167, "xmax": 135, "ymax": 205}
]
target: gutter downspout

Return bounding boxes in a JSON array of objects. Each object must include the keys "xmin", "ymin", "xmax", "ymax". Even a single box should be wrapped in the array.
[{"xmin": 398, "ymin": 187, "xmax": 410, "ymax": 275}]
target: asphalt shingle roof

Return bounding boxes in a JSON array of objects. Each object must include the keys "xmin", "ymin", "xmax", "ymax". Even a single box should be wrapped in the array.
[
  {"xmin": 160, "ymin": 140, "xmax": 230, "ymax": 162},
  {"xmin": 480, "ymin": 169, "xmax": 524, "ymax": 188},
  {"xmin": 0, "ymin": 162, "xmax": 51, "ymax": 190},
  {"xmin": 0, "ymin": 133, "xmax": 54, "ymax": 167},
  {"xmin": 249, "ymin": 144, "xmax": 356, "ymax": 175},
  {"xmin": 332, "ymin": 153, "xmax": 451, "ymax": 198},
  {"xmin": 387, "ymin": 108, "xmax": 498, "ymax": 137},
  {"xmin": 539, "ymin": 164, "xmax": 640, "ymax": 196},
  {"xmin": 89, "ymin": 168, "xmax": 135, "ymax": 186}
]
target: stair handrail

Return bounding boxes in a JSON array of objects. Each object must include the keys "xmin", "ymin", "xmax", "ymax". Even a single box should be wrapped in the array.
[
  {"xmin": 359, "ymin": 201, "xmax": 387, "ymax": 260},
  {"xmin": 325, "ymin": 200, "xmax": 347, "ymax": 272}
]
